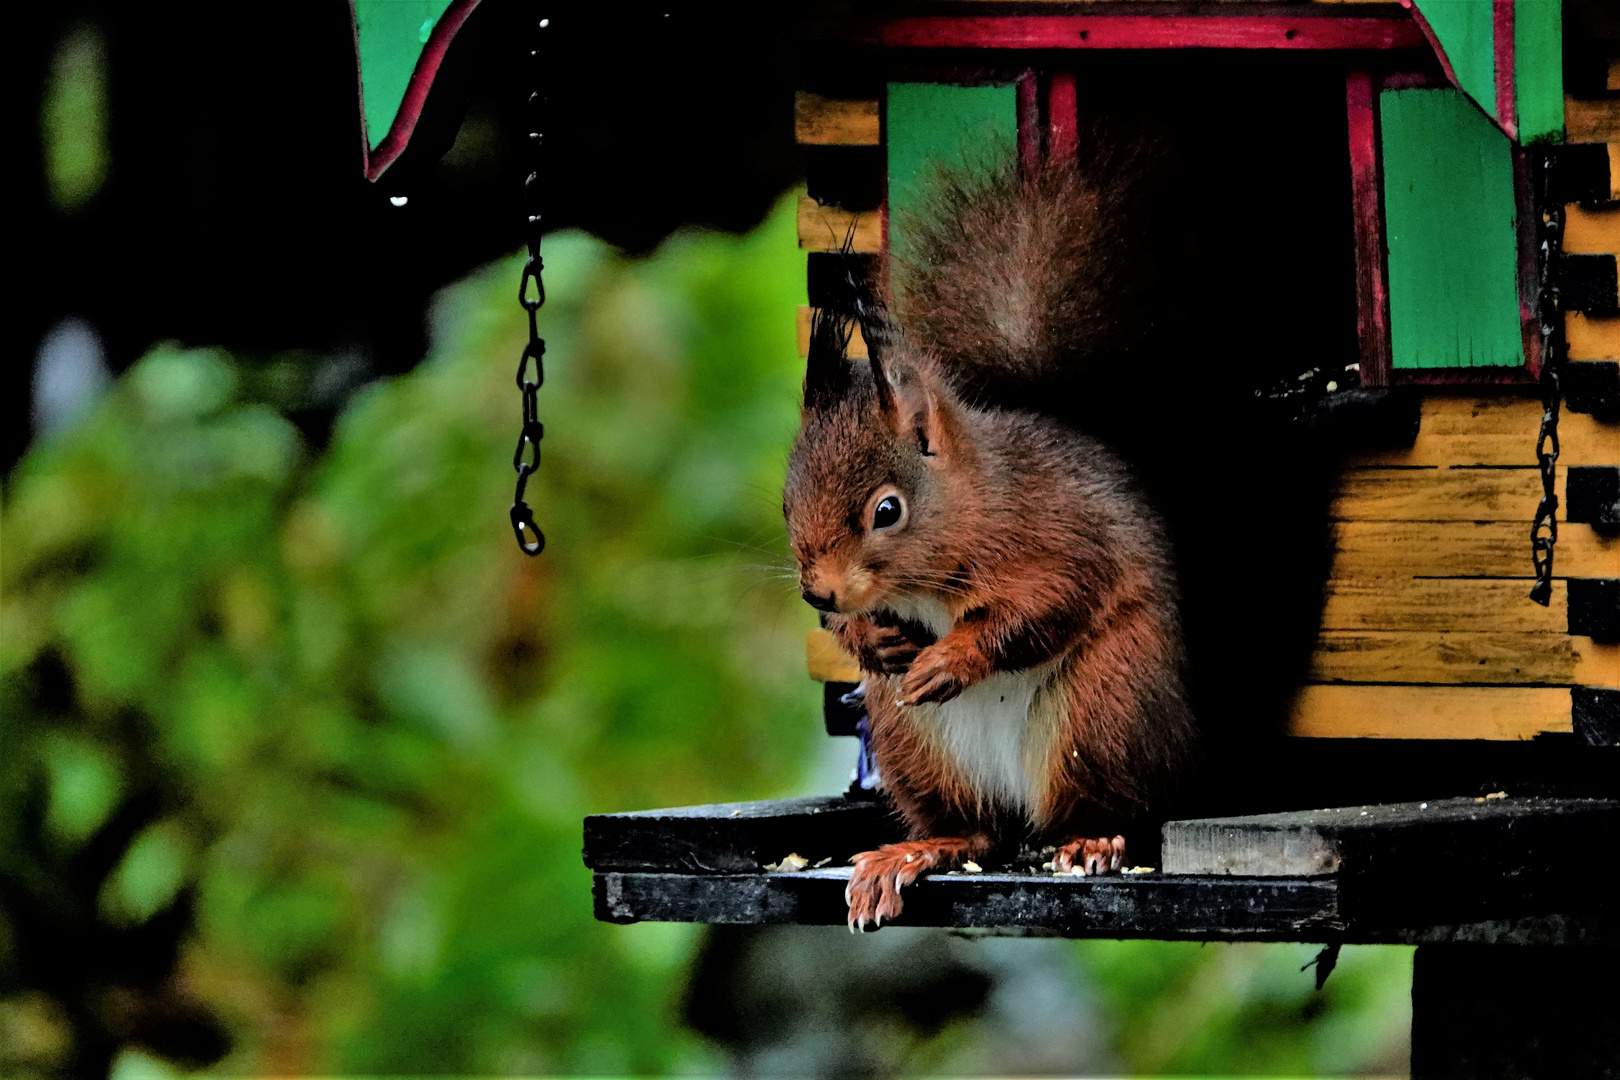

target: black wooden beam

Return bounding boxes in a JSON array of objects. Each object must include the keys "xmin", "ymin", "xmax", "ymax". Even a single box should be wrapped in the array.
[
  {"xmin": 1561, "ymin": 253, "xmax": 1620, "ymax": 315},
  {"xmin": 806, "ymin": 146, "xmax": 885, "ymax": 212},
  {"xmin": 595, "ymin": 867, "xmax": 1344, "ymax": 940},
  {"xmin": 1411, "ymin": 944, "xmax": 1620, "ymax": 1078},
  {"xmin": 1563, "ymin": 359, "xmax": 1620, "ymax": 422},
  {"xmin": 1569, "ymin": 578, "xmax": 1620, "ymax": 642},
  {"xmin": 593, "ymin": 868, "xmax": 1620, "ymax": 945},
  {"xmin": 1163, "ymin": 797, "xmax": 1620, "ymax": 930},
  {"xmin": 1565, "ymin": 466, "xmax": 1620, "ymax": 532},
  {"xmin": 1546, "ymin": 143, "xmax": 1613, "ymax": 207},
  {"xmin": 583, "ymin": 796, "xmax": 902, "ymax": 874},
  {"xmin": 1574, "ymin": 687, "xmax": 1620, "ymax": 746}
]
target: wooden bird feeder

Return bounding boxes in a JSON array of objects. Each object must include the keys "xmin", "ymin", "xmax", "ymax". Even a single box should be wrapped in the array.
[{"xmin": 584, "ymin": 1, "xmax": 1620, "ymax": 1071}]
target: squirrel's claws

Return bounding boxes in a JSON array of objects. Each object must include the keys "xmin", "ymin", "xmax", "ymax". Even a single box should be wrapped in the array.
[{"xmin": 1055, "ymin": 835, "xmax": 1128, "ymax": 877}]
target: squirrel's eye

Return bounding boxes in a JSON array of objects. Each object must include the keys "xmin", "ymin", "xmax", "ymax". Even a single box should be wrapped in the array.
[{"xmin": 872, "ymin": 494, "xmax": 904, "ymax": 531}]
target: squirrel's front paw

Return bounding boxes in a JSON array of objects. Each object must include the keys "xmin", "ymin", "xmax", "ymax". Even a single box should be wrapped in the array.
[
  {"xmin": 869, "ymin": 623, "xmax": 922, "ymax": 674},
  {"xmin": 897, "ymin": 645, "xmax": 977, "ymax": 705},
  {"xmin": 845, "ymin": 838, "xmax": 979, "ymax": 930}
]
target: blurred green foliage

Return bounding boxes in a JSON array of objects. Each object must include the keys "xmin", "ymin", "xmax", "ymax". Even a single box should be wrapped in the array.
[
  {"xmin": 41, "ymin": 22, "xmax": 109, "ymax": 212},
  {"xmin": 1082, "ymin": 940, "xmax": 1411, "ymax": 1075},
  {"xmin": 3, "ymin": 192, "xmax": 1412, "ymax": 1076}
]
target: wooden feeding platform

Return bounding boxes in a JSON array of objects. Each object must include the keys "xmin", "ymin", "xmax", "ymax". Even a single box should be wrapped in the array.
[{"xmin": 586, "ymin": 794, "xmax": 1620, "ymax": 945}]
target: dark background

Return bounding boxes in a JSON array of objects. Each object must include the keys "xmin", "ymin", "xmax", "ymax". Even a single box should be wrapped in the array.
[{"xmin": 10, "ymin": 0, "xmax": 805, "ymax": 473}]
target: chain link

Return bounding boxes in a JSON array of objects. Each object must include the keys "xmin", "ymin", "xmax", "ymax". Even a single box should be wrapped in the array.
[
  {"xmin": 510, "ymin": 17, "xmax": 549, "ymax": 556},
  {"xmin": 1530, "ymin": 153, "xmax": 1565, "ymax": 605}
]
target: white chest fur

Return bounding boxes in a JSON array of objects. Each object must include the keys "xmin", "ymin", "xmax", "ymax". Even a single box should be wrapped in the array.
[{"xmin": 884, "ymin": 596, "xmax": 1058, "ymax": 821}]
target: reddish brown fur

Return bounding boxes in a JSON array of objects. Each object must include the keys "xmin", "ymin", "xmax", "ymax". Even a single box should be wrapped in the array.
[
  {"xmin": 889, "ymin": 137, "xmax": 1164, "ymax": 412},
  {"xmin": 784, "ymin": 144, "xmax": 1194, "ymax": 928}
]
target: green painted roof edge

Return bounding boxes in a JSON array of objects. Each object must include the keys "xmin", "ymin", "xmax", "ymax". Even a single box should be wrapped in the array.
[{"xmin": 351, "ymin": 0, "xmax": 483, "ymax": 181}]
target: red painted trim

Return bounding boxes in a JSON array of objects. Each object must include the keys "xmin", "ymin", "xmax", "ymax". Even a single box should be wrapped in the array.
[
  {"xmin": 1512, "ymin": 146, "xmax": 1543, "ymax": 380},
  {"xmin": 865, "ymin": 15, "xmax": 1427, "ymax": 52},
  {"xmin": 1347, "ymin": 70, "xmax": 1392, "ymax": 389},
  {"xmin": 1017, "ymin": 70, "xmax": 1040, "ymax": 178},
  {"xmin": 1398, "ymin": 1, "xmax": 1463, "ymax": 90},
  {"xmin": 1048, "ymin": 69, "xmax": 1078, "ymax": 164},
  {"xmin": 1492, "ymin": 0, "xmax": 1517, "ymax": 141},
  {"xmin": 356, "ymin": 0, "xmax": 484, "ymax": 182},
  {"xmin": 1392, "ymin": 367, "xmax": 1536, "ymax": 386}
]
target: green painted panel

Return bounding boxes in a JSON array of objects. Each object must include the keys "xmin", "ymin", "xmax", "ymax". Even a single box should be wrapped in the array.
[
  {"xmin": 1411, "ymin": 0, "xmax": 1497, "ymax": 121},
  {"xmin": 354, "ymin": 0, "xmax": 453, "ymax": 149},
  {"xmin": 1515, "ymin": 0, "xmax": 1564, "ymax": 143},
  {"xmin": 885, "ymin": 82, "xmax": 1016, "ymax": 259},
  {"xmin": 1381, "ymin": 88, "xmax": 1524, "ymax": 370}
]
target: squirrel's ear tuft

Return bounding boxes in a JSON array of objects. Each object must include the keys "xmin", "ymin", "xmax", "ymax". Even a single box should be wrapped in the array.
[
  {"xmin": 803, "ymin": 306, "xmax": 856, "ymax": 412},
  {"xmin": 885, "ymin": 360, "xmax": 954, "ymax": 461}
]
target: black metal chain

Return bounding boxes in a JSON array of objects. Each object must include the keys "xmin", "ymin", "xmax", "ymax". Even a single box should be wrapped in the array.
[
  {"xmin": 510, "ymin": 16, "xmax": 549, "ymax": 556},
  {"xmin": 1530, "ymin": 153, "xmax": 1565, "ymax": 605}
]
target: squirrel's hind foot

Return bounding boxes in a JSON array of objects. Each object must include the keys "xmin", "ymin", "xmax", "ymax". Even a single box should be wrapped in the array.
[
  {"xmin": 845, "ymin": 837, "xmax": 987, "ymax": 930},
  {"xmin": 1053, "ymin": 835, "xmax": 1126, "ymax": 876}
]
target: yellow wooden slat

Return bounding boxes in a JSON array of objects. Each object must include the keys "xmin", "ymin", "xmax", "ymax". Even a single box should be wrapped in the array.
[
  {"xmin": 798, "ymin": 197, "xmax": 882, "ymax": 253},
  {"xmin": 1329, "ymin": 521, "xmax": 1618, "ymax": 578},
  {"xmin": 807, "ymin": 628, "xmax": 861, "ymax": 683},
  {"xmin": 1331, "ymin": 468, "xmax": 1567, "ymax": 521},
  {"xmin": 796, "ymin": 306, "xmax": 869, "ymax": 360},
  {"xmin": 1403, "ymin": 395, "xmax": 1577, "ymax": 435},
  {"xmin": 1566, "ymin": 96, "xmax": 1620, "ymax": 144},
  {"xmin": 1309, "ymin": 631, "xmax": 1619, "ymax": 688},
  {"xmin": 795, "ymin": 93, "xmax": 881, "ymax": 146},
  {"xmin": 1567, "ymin": 312, "xmax": 1620, "ymax": 361},
  {"xmin": 1286, "ymin": 685, "xmax": 1572, "ymax": 739},
  {"xmin": 1565, "ymin": 205, "xmax": 1620, "ymax": 255},
  {"xmin": 1321, "ymin": 578, "xmax": 1568, "ymax": 633},
  {"xmin": 1351, "ymin": 396, "xmax": 1618, "ymax": 467}
]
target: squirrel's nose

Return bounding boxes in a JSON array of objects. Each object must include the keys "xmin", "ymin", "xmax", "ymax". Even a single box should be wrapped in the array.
[{"xmin": 801, "ymin": 588, "xmax": 838, "ymax": 612}]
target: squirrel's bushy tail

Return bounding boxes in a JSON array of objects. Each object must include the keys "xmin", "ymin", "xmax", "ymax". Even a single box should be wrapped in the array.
[{"xmin": 887, "ymin": 121, "xmax": 1163, "ymax": 410}]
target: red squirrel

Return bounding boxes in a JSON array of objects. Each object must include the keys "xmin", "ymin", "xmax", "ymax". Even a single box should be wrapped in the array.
[{"xmin": 783, "ymin": 146, "xmax": 1195, "ymax": 929}]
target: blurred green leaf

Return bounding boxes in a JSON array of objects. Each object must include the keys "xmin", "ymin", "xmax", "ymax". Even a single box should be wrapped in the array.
[
  {"xmin": 42, "ymin": 737, "xmax": 123, "ymax": 845},
  {"xmin": 101, "ymin": 821, "xmax": 192, "ymax": 925},
  {"xmin": 41, "ymin": 23, "xmax": 108, "ymax": 212}
]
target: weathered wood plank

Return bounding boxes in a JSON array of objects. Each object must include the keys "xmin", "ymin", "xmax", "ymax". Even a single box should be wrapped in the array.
[
  {"xmin": 1332, "ymin": 467, "xmax": 1555, "ymax": 521},
  {"xmin": 1565, "ymin": 204, "xmax": 1620, "ymax": 255},
  {"xmin": 1321, "ymin": 578, "xmax": 1568, "ymax": 633},
  {"xmin": 807, "ymin": 628, "xmax": 861, "ymax": 683},
  {"xmin": 594, "ymin": 868, "xmax": 1620, "ymax": 944},
  {"xmin": 595, "ymin": 866, "xmax": 1345, "ymax": 940},
  {"xmin": 1349, "ymin": 395, "xmax": 1618, "ymax": 467},
  {"xmin": 797, "ymin": 196, "xmax": 882, "ymax": 253},
  {"xmin": 1308, "ymin": 631, "xmax": 1619, "ymax": 688},
  {"xmin": 1328, "ymin": 521, "xmax": 1618, "ymax": 578},
  {"xmin": 583, "ymin": 796, "xmax": 900, "ymax": 874},
  {"xmin": 1286, "ymin": 684, "xmax": 1573, "ymax": 739},
  {"xmin": 794, "ymin": 92, "xmax": 880, "ymax": 146},
  {"xmin": 1351, "ymin": 398, "xmax": 1618, "ymax": 464},
  {"xmin": 1166, "ymin": 799, "xmax": 1620, "ymax": 919},
  {"xmin": 796, "ymin": 306, "xmax": 868, "ymax": 360},
  {"xmin": 1567, "ymin": 312, "xmax": 1620, "ymax": 361},
  {"xmin": 1565, "ymin": 95, "xmax": 1620, "ymax": 145}
]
